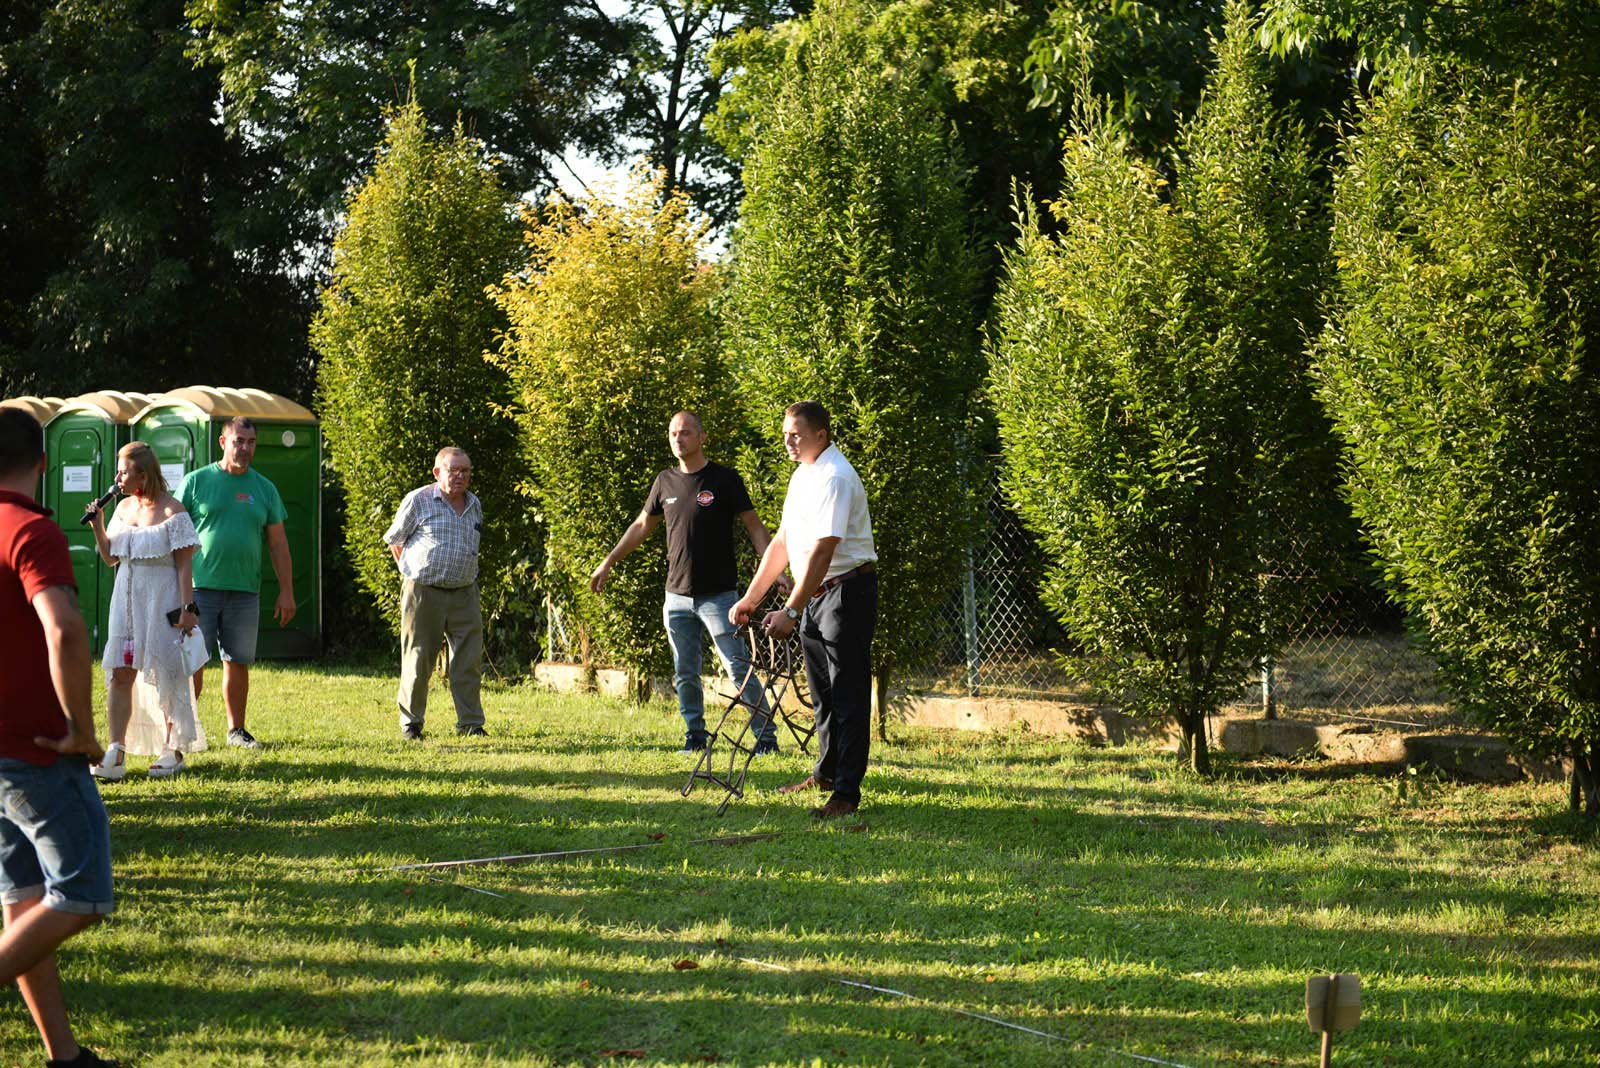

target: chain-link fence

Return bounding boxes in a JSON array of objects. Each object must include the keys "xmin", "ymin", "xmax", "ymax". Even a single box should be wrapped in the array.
[
  {"xmin": 898, "ymin": 464, "xmax": 1453, "ymax": 724},
  {"xmin": 546, "ymin": 463, "xmax": 1454, "ymax": 724}
]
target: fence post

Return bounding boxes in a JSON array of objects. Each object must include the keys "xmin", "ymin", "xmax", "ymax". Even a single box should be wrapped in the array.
[
  {"xmin": 963, "ymin": 544, "xmax": 981, "ymax": 697},
  {"xmin": 546, "ymin": 591, "xmax": 556, "ymax": 665},
  {"xmin": 1261, "ymin": 658, "xmax": 1276, "ymax": 719}
]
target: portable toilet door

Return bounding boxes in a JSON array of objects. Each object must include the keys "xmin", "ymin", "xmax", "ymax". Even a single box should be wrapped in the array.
[
  {"xmin": 58, "ymin": 392, "xmax": 165, "ymax": 653},
  {"xmin": 134, "ymin": 387, "xmax": 321, "ymax": 658},
  {"xmin": 40, "ymin": 402, "xmax": 118, "ymax": 654},
  {"xmin": 0, "ymin": 397, "xmax": 68, "ymax": 500}
]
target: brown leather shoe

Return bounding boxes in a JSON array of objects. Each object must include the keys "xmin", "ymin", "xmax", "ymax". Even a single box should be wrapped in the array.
[
  {"xmin": 778, "ymin": 775, "xmax": 832, "ymax": 794},
  {"xmin": 810, "ymin": 797, "xmax": 859, "ymax": 820}
]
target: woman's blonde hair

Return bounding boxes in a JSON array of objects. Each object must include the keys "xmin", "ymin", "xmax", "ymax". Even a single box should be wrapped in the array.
[{"xmin": 117, "ymin": 441, "xmax": 166, "ymax": 497}]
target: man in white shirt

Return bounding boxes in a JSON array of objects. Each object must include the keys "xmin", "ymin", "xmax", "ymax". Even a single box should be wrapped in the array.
[
  {"xmin": 731, "ymin": 401, "xmax": 878, "ymax": 819},
  {"xmin": 383, "ymin": 447, "xmax": 486, "ymax": 741}
]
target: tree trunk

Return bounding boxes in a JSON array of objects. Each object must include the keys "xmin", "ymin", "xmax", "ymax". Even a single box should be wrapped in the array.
[
  {"xmin": 1179, "ymin": 709, "xmax": 1212, "ymax": 776},
  {"xmin": 1573, "ymin": 740, "xmax": 1600, "ymax": 818}
]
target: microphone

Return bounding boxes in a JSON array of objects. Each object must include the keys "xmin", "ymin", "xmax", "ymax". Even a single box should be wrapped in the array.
[{"xmin": 79, "ymin": 486, "xmax": 118, "ymax": 525}]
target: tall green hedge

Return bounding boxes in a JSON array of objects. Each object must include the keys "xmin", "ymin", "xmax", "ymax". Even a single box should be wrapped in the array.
[
  {"xmin": 313, "ymin": 98, "xmax": 531, "ymax": 647},
  {"xmin": 720, "ymin": 0, "xmax": 984, "ymax": 716},
  {"xmin": 489, "ymin": 167, "xmax": 730, "ymax": 685},
  {"xmin": 989, "ymin": 3, "xmax": 1334, "ymax": 773},
  {"xmin": 1318, "ymin": 65, "xmax": 1600, "ymax": 813}
]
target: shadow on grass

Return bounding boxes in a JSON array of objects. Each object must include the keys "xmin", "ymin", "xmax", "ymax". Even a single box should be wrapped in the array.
[
  {"xmin": 80, "ymin": 850, "xmax": 1600, "ymax": 1068},
  {"xmin": 73, "ymin": 698, "xmax": 1599, "ymax": 1068}
]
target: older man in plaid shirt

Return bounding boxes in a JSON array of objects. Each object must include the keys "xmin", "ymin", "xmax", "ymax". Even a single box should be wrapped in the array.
[{"xmin": 384, "ymin": 447, "xmax": 487, "ymax": 741}]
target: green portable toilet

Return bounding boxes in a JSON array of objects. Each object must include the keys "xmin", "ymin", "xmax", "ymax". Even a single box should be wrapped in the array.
[
  {"xmin": 132, "ymin": 386, "xmax": 322, "ymax": 658},
  {"xmin": 0, "ymin": 397, "xmax": 67, "ymax": 500},
  {"xmin": 40, "ymin": 392, "xmax": 163, "ymax": 654}
]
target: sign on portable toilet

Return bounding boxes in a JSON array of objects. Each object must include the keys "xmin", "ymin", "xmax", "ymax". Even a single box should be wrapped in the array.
[{"xmin": 132, "ymin": 387, "xmax": 322, "ymax": 658}]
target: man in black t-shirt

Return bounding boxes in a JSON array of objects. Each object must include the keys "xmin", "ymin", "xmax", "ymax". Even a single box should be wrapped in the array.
[{"xmin": 591, "ymin": 412, "xmax": 781, "ymax": 753}]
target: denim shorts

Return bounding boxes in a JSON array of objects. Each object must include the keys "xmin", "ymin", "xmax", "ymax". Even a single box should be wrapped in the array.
[
  {"xmin": 194, "ymin": 588, "xmax": 261, "ymax": 666},
  {"xmin": 0, "ymin": 757, "xmax": 114, "ymax": 915}
]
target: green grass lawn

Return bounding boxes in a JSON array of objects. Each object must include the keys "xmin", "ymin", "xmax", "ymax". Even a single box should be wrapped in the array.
[{"xmin": 7, "ymin": 662, "xmax": 1596, "ymax": 1067}]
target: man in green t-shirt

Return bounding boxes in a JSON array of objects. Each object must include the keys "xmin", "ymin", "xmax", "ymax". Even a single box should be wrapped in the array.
[{"xmin": 179, "ymin": 417, "xmax": 295, "ymax": 749}]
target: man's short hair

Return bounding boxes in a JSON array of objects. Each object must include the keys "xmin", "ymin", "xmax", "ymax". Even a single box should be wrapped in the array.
[
  {"xmin": 222, "ymin": 416, "xmax": 256, "ymax": 436},
  {"xmin": 785, "ymin": 400, "xmax": 830, "ymax": 437},
  {"xmin": 669, "ymin": 411, "xmax": 704, "ymax": 432},
  {"xmin": 434, "ymin": 446, "xmax": 471, "ymax": 469},
  {"xmin": 0, "ymin": 407, "xmax": 45, "ymax": 480}
]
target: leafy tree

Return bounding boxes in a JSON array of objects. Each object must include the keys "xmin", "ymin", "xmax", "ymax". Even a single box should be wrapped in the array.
[
  {"xmin": 1259, "ymin": 0, "xmax": 1600, "ymax": 83},
  {"xmin": 313, "ymin": 97, "xmax": 530, "ymax": 654},
  {"xmin": 1317, "ymin": 65, "xmax": 1600, "ymax": 814},
  {"xmin": 589, "ymin": 0, "xmax": 802, "ymax": 231},
  {"xmin": 186, "ymin": 0, "xmax": 637, "ymax": 257},
  {"xmin": 1, "ymin": 0, "xmax": 310, "ymax": 399},
  {"xmin": 722, "ymin": 0, "xmax": 984, "ymax": 727},
  {"xmin": 489, "ymin": 166, "xmax": 729, "ymax": 685},
  {"xmin": 989, "ymin": 2, "xmax": 1333, "ymax": 773},
  {"xmin": 713, "ymin": 0, "xmax": 1058, "ymax": 299},
  {"xmin": 1024, "ymin": 0, "xmax": 1222, "ymax": 156}
]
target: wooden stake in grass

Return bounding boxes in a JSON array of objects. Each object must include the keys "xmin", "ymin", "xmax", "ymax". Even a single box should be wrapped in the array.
[{"xmin": 1305, "ymin": 973, "xmax": 1361, "ymax": 1067}]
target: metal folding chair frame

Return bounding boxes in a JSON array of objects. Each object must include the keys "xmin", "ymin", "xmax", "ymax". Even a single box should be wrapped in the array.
[{"xmin": 683, "ymin": 625, "xmax": 816, "ymax": 814}]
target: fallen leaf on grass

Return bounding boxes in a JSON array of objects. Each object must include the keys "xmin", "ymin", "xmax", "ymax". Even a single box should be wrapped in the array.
[
  {"xmin": 600, "ymin": 1049, "xmax": 646, "ymax": 1058},
  {"xmin": 672, "ymin": 959, "xmax": 700, "ymax": 971},
  {"xmin": 647, "ymin": 832, "xmax": 668, "ymax": 841}
]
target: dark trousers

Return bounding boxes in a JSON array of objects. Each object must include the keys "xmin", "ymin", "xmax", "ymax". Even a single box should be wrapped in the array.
[{"xmin": 800, "ymin": 569, "xmax": 878, "ymax": 804}]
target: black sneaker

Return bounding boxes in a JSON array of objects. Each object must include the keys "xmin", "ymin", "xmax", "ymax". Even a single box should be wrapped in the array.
[
  {"xmin": 401, "ymin": 724, "xmax": 424, "ymax": 741},
  {"xmin": 457, "ymin": 725, "xmax": 488, "ymax": 737},
  {"xmin": 752, "ymin": 739, "xmax": 779, "ymax": 756},
  {"xmin": 47, "ymin": 1046, "xmax": 120, "ymax": 1068},
  {"xmin": 676, "ymin": 738, "xmax": 708, "ymax": 754},
  {"xmin": 226, "ymin": 727, "xmax": 261, "ymax": 749}
]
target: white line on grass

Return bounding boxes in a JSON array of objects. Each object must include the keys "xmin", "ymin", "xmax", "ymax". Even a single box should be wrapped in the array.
[{"xmin": 738, "ymin": 957, "xmax": 1198, "ymax": 1068}]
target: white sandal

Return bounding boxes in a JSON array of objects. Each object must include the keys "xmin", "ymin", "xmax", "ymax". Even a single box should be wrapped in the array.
[
  {"xmin": 91, "ymin": 742, "xmax": 127, "ymax": 782},
  {"xmin": 147, "ymin": 748, "xmax": 185, "ymax": 779}
]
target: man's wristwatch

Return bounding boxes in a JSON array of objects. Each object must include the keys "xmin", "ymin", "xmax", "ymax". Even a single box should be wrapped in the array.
[
  {"xmin": 783, "ymin": 606, "xmax": 800, "ymax": 623},
  {"xmin": 183, "ymin": 601, "xmax": 199, "ymax": 615}
]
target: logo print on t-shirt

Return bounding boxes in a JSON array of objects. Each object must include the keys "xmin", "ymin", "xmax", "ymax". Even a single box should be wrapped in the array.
[
  {"xmin": 696, "ymin": 490, "xmax": 715, "ymax": 507},
  {"xmin": 235, "ymin": 493, "xmax": 254, "ymax": 503}
]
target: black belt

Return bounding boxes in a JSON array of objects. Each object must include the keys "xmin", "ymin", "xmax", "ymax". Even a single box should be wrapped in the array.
[{"xmin": 812, "ymin": 561, "xmax": 874, "ymax": 599}]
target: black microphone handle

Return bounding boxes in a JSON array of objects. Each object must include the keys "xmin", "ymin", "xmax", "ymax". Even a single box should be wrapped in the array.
[{"xmin": 79, "ymin": 486, "xmax": 118, "ymax": 525}]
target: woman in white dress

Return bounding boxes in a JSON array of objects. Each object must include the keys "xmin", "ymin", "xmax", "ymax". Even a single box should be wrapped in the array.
[{"xmin": 86, "ymin": 442, "xmax": 207, "ymax": 779}]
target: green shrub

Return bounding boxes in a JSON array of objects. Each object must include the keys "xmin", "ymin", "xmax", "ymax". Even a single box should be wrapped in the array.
[
  {"xmin": 1318, "ymin": 65, "xmax": 1600, "ymax": 813},
  {"xmin": 489, "ymin": 166, "xmax": 730, "ymax": 685},
  {"xmin": 312, "ymin": 97, "xmax": 532, "ymax": 658},
  {"xmin": 989, "ymin": 2, "xmax": 1335, "ymax": 773},
  {"xmin": 719, "ymin": 0, "xmax": 984, "ymax": 717}
]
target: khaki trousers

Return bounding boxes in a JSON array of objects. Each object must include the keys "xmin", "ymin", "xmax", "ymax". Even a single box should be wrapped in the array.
[{"xmin": 397, "ymin": 578, "xmax": 485, "ymax": 729}]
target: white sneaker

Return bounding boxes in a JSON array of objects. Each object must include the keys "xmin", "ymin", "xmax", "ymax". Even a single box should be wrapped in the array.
[
  {"xmin": 148, "ymin": 749, "xmax": 185, "ymax": 779},
  {"xmin": 91, "ymin": 742, "xmax": 126, "ymax": 782}
]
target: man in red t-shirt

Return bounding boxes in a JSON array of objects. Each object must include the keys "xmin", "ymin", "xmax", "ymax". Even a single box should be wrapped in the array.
[{"xmin": 0, "ymin": 406, "xmax": 117, "ymax": 1068}]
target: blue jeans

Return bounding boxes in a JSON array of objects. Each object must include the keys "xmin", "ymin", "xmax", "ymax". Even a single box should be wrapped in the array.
[
  {"xmin": 194, "ymin": 588, "xmax": 261, "ymax": 665},
  {"xmin": 663, "ymin": 590, "xmax": 775, "ymax": 747},
  {"xmin": 0, "ymin": 757, "xmax": 114, "ymax": 915}
]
